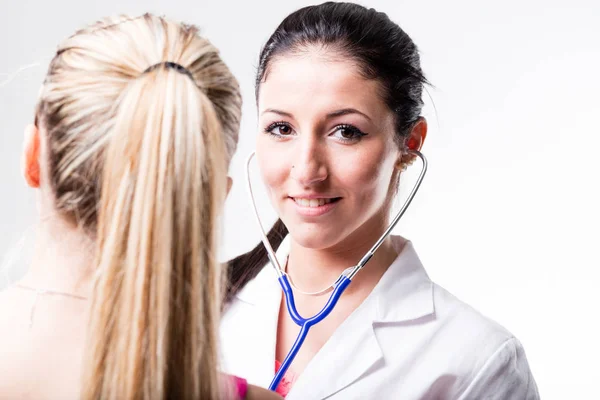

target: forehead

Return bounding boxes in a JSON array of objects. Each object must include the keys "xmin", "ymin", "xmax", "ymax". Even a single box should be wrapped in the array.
[{"xmin": 258, "ymin": 52, "xmax": 389, "ymax": 120}]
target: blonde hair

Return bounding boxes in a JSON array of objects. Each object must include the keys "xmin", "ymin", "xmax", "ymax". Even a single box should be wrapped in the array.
[{"xmin": 35, "ymin": 14, "xmax": 241, "ymax": 399}]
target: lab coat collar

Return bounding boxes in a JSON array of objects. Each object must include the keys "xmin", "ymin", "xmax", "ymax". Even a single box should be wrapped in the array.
[
  {"xmin": 232, "ymin": 235, "xmax": 434, "ymax": 399},
  {"xmin": 236, "ymin": 235, "xmax": 434, "ymax": 325},
  {"xmin": 373, "ymin": 238, "xmax": 435, "ymax": 323},
  {"xmin": 235, "ymin": 234, "xmax": 292, "ymax": 305},
  {"xmin": 290, "ymin": 237, "xmax": 434, "ymax": 399}
]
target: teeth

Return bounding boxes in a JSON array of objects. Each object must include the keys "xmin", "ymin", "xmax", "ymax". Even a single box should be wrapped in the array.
[{"xmin": 294, "ymin": 198, "xmax": 333, "ymax": 208}]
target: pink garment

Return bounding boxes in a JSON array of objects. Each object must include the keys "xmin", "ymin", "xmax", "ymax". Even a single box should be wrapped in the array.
[
  {"xmin": 274, "ymin": 360, "xmax": 298, "ymax": 398},
  {"xmin": 230, "ymin": 375, "xmax": 248, "ymax": 399}
]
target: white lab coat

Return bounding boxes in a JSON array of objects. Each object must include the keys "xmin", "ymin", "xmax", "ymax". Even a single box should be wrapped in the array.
[{"xmin": 220, "ymin": 236, "xmax": 540, "ymax": 399}]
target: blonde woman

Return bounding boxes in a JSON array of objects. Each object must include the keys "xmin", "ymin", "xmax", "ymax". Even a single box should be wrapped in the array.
[{"xmin": 0, "ymin": 14, "xmax": 281, "ymax": 400}]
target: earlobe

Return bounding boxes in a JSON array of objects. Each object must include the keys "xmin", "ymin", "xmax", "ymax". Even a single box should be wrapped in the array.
[{"xmin": 23, "ymin": 124, "xmax": 41, "ymax": 188}]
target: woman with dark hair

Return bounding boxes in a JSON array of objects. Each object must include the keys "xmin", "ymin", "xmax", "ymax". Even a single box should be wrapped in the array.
[{"xmin": 221, "ymin": 2, "xmax": 539, "ymax": 399}]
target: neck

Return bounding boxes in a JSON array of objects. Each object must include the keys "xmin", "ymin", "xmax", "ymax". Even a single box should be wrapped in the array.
[
  {"xmin": 286, "ymin": 216, "xmax": 400, "ymax": 296},
  {"xmin": 18, "ymin": 213, "xmax": 95, "ymax": 297}
]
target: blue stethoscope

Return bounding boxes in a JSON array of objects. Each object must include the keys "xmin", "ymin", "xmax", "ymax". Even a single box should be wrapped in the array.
[{"xmin": 245, "ymin": 150, "xmax": 427, "ymax": 391}]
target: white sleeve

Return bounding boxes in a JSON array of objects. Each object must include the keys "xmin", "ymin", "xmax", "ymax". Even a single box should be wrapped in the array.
[{"xmin": 458, "ymin": 337, "xmax": 540, "ymax": 400}]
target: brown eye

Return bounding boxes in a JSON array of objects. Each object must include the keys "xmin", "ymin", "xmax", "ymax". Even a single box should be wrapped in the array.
[
  {"xmin": 331, "ymin": 124, "xmax": 367, "ymax": 143},
  {"xmin": 276, "ymin": 125, "xmax": 292, "ymax": 135},
  {"xmin": 265, "ymin": 122, "xmax": 295, "ymax": 138},
  {"xmin": 340, "ymin": 127, "xmax": 354, "ymax": 139}
]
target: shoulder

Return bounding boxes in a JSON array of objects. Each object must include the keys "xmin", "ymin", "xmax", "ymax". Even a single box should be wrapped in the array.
[
  {"xmin": 0, "ymin": 286, "xmax": 28, "ymax": 325},
  {"xmin": 429, "ymin": 284, "xmax": 540, "ymax": 398},
  {"xmin": 432, "ymin": 283, "xmax": 514, "ymax": 346},
  {"xmin": 246, "ymin": 384, "xmax": 282, "ymax": 400},
  {"xmin": 429, "ymin": 282, "xmax": 518, "ymax": 363},
  {"xmin": 457, "ymin": 336, "xmax": 540, "ymax": 399}
]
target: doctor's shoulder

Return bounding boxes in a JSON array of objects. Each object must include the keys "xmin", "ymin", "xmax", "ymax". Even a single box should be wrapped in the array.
[{"xmin": 428, "ymin": 284, "xmax": 541, "ymax": 399}]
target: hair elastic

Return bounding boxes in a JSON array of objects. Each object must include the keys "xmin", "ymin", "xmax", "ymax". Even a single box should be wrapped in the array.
[{"xmin": 142, "ymin": 61, "xmax": 194, "ymax": 80}]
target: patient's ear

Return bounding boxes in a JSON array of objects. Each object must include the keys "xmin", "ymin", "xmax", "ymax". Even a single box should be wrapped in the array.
[
  {"xmin": 226, "ymin": 177, "xmax": 233, "ymax": 198},
  {"xmin": 22, "ymin": 124, "xmax": 41, "ymax": 188}
]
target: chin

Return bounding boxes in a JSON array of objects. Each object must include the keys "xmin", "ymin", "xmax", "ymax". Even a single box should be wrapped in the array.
[{"xmin": 286, "ymin": 223, "xmax": 343, "ymax": 250}]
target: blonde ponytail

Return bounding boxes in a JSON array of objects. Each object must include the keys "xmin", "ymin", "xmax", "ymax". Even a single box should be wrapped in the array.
[
  {"xmin": 35, "ymin": 14, "xmax": 241, "ymax": 399},
  {"xmin": 82, "ymin": 66, "xmax": 226, "ymax": 399}
]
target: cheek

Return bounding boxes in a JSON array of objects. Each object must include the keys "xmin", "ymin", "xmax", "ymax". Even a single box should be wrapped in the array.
[
  {"xmin": 256, "ymin": 137, "xmax": 289, "ymax": 196},
  {"xmin": 337, "ymin": 146, "xmax": 397, "ymax": 207}
]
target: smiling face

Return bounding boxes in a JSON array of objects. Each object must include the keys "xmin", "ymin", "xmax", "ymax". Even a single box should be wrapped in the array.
[{"xmin": 256, "ymin": 49, "xmax": 404, "ymax": 251}]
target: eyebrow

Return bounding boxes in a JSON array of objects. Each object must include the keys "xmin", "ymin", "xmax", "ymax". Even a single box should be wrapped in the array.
[
  {"xmin": 262, "ymin": 108, "xmax": 372, "ymax": 122},
  {"xmin": 262, "ymin": 108, "xmax": 293, "ymax": 118}
]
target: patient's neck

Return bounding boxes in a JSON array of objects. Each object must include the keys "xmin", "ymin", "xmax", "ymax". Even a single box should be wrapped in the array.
[{"xmin": 19, "ymin": 213, "xmax": 95, "ymax": 297}]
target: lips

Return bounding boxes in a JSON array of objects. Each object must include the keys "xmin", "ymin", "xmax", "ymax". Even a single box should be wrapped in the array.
[
  {"xmin": 288, "ymin": 196, "xmax": 342, "ymax": 217},
  {"xmin": 292, "ymin": 198, "xmax": 337, "ymax": 208}
]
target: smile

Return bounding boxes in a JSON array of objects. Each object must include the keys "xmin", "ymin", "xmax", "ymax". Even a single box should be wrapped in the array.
[
  {"xmin": 289, "ymin": 197, "xmax": 342, "ymax": 217},
  {"xmin": 291, "ymin": 198, "xmax": 340, "ymax": 208}
]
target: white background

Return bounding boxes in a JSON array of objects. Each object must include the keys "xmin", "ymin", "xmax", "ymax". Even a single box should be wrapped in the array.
[{"xmin": 1, "ymin": 0, "xmax": 599, "ymax": 397}]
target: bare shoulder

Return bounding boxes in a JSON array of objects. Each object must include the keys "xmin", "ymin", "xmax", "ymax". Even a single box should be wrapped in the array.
[
  {"xmin": 0, "ymin": 286, "xmax": 29, "ymax": 322},
  {"xmin": 245, "ymin": 384, "xmax": 283, "ymax": 400},
  {"xmin": 0, "ymin": 286, "xmax": 19, "ymax": 322}
]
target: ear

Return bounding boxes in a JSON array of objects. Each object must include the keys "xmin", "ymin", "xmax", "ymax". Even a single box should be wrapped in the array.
[
  {"xmin": 226, "ymin": 176, "xmax": 233, "ymax": 198},
  {"xmin": 397, "ymin": 117, "xmax": 428, "ymax": 170},
  {"xmin": 22, "ymin": 124, "xmax": 41, "ymax": 188},
  {"xmin": 406, "ymin": 117, "xmax": 428, "ymax": 151}
]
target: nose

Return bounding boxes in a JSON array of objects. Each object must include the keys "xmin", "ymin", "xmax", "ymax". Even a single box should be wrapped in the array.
[{"xmin": 290, "ymin": 134, "xmax": 328, "ymax": 186}]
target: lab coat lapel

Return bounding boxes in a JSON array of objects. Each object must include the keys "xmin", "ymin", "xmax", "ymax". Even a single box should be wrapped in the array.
[
  {"xmin": 228, "ymin": 237, "xmax": 292, "ymax": 388},
  {"xmin": 286, "ymin": 295, "xmax": 383, "ymax": 400},
  {"xmin": 228, "ymin": 267, "xmax": 281, "ymax": 388},
  {"xmin": 286, "ymin": 239, "xmax": 434, "ymax": 399}
]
